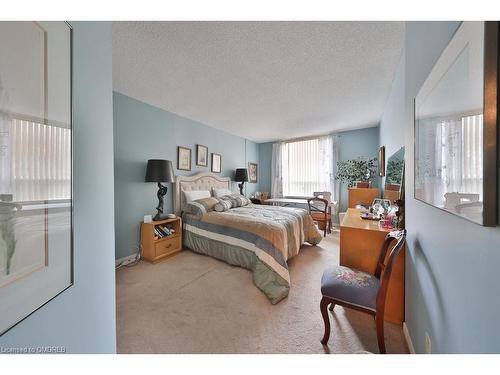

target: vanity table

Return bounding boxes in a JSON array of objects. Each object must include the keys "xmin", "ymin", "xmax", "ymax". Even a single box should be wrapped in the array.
[{"xmin": 339, "ymin": 208, "xmax": 405, "ymax": 324}]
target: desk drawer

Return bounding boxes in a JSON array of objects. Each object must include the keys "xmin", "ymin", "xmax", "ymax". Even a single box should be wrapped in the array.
[{"xmin": 155, "ymin": 236, "xmax": 181, "ymax": 258}]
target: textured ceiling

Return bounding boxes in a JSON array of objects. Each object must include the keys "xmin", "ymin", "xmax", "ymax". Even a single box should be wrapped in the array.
[{"xmin": 113, "ymin": 22, "xmax": 404, "ymax": 143}]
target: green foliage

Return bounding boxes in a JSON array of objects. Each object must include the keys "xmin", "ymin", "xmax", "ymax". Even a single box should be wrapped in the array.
[
  {"xmin": 0, "ymin": 204, "xmax": 17, "ymax": 275},
  {"xmin": 336, "ymin": 157, "xmax": 377, "ymax": 187},
  {"xmin": 386, "ymin": 159, "xmax": 404, "ymax": 184}
]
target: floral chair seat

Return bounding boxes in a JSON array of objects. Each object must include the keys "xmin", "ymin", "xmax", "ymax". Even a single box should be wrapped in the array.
[{"xmin": 321, "ymin": 265, "xmax": 380, "ymax": 311}]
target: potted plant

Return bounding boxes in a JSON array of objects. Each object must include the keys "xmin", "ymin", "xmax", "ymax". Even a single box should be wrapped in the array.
[{"xmin": 336, "ymin": 157, "xmax": 377, "ymax": 187}]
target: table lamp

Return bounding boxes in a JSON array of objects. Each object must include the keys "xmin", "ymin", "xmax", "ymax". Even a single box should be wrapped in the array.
[
  {"xmin": 234, "ymin": 168, "xmax": 249, "ymax": 196},
  {"xmin": 145, "ymin": 159, "xmax": 175, "ymax": 221}
]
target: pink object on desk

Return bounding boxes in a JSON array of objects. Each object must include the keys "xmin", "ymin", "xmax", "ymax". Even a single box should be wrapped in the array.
[{"xmin": 380, "ymin": 216, "xmax": 394, "ymax": 229}]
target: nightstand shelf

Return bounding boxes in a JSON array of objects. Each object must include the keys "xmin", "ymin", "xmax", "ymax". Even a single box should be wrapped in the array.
[{"xmin": 140, "ymin": 217, "xmax": 182, "ymax": 263}]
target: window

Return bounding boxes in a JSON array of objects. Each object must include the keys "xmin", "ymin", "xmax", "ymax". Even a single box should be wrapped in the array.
[
  {"xmin": 438, "ymin": 113, "xmax": 483, "ymax": 200},
  {"xmin": 10, "ymin": 118, "xmax": 71, "ymax": 202},
  {"xmin": 280, "ymin": 136, "xmax": 335, "ymax": 197}
]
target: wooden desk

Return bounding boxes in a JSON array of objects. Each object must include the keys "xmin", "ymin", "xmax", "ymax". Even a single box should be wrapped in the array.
[{"xmin": 340, "ymin": 208, "xmax": 405, "ymax": 324}]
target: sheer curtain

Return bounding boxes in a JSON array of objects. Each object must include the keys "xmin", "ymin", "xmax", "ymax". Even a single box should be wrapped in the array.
[
  {"xmin": 330, "ymin": 135, "xmax": 339, "ymax": 203},
  {"xmin": 271, "ymin": 135, "xmax": 338, "ymax": 200},
  {"xmin": 271, "ymin": 142, "xmax": 284, "ymax": 198},
  {"xmin": 0, "ymin": 112, "xmax": 12, "ymax": 198}
]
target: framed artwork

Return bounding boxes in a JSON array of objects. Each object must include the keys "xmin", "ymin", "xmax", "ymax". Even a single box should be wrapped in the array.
[
  {"xmin": 414, "ymin": 21, "xmax": 498, "ymax": 226},
  {"xmin": 211, "ymin": 153, "xmax": 222, "ymax": 173},
  {"xmin": 378, "ymin": 146, "xmax": 385, "ymax": 177},
  {"xmin": 177, "ymin": 146, "xmax": 192, "ymax": 171},
  {"xmin": 0, "ymin": 22, "xmax": 73, "ymax": 335},
  {"xmin": 196, "ymin": 144, "xmax": 208, "ymax": 167},
  {"xmin": 248, "ymin": 162, "xmax": 258, "ymax": 183}
]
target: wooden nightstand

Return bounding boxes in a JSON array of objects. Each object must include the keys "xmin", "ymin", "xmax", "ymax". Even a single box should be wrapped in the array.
[{"xmin": 140, "ymin": 217, "xmax": 182, "ymax": 263}]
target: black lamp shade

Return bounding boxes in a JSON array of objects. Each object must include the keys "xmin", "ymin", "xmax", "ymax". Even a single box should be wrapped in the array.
[
  {"xmin": 145, "ymin": 159, "xmax": 175, "ymax": 183},
  {"xmin": 235, "ymin": 168, "xmax": 249, "ymax": 182}
]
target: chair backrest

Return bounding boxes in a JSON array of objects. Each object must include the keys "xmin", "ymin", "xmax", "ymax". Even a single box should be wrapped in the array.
[
  {"xmin": 374, "ymin": 230, "xmax": 406, "ymax": 312},
  {"xmin": 313, "ymin": 191, "xmax": 332, "ymax": 203},
  {"xmin": 307, "ymin": 197, "xmax": 328, "ymax": 215}
]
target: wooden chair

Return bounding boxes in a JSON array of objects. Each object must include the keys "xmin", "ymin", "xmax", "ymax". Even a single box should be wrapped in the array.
[
  {"xmin": 313, "ymin": 191, "xmax": 334, "ymax": 229},
  {"xmin": 319, "ymin": 230, "xmax": 406, "ymax": 353},
  {"xmin": 307, "ymin": 197, "xmax": 331, "ymax": 237},
  {"xmin": 313, "ymin": 191, "xmax": 332, "ymax": 202}
]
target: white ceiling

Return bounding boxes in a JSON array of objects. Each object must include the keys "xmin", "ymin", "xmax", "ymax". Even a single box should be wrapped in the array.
[{"xmin": 112, "ymin": 22, "xmax": 404, "ymax": 143}]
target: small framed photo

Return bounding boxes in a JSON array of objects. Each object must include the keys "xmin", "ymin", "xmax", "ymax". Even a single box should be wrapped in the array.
[
  {"xmin": 196, "ymin": 144, "xmax": 208, "ymax": 167},
  {"xmin": 177, "ymin": 146, "xmax": 192, "ymax": 171},
  {"xmin": 248, "ymin": 162, "xmax": 258, "ymax": 183},
  {"xmin": 211, "ymin": 153, "xmax": 222, "ymax": 173}
]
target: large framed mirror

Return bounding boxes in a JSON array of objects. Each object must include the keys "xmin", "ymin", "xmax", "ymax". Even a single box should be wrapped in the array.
[
  {"xmin": 414, "ymin": 21, "xmax": 498, "ymax": 226},
  {"xmin": 384, "ymin": 147, "xmax": 405, "ymax": 204},
  {"xmin": 0, "ymin": 22, "xmax": 73, "ymax": 335}
]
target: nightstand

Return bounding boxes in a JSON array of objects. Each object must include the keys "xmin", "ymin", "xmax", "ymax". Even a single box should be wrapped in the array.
[{"xmin": 140, "ymin": 217, "xmax": 182, "ymax": 263}]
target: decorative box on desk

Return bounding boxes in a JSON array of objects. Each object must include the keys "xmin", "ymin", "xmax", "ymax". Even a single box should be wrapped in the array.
[{"xmin": 140, "ymin": 217, "xmax": 182, "ymax": 263}]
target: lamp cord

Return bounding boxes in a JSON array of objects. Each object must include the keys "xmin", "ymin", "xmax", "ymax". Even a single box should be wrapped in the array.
[{"xmin": 115, "ymin": 223, "xmax": 143, "ymax": 270}]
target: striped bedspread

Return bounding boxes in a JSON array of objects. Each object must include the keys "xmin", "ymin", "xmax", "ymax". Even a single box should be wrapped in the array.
[{"xmin": 182, "ymin": 204, "xmax": 322, "ymax": 304}]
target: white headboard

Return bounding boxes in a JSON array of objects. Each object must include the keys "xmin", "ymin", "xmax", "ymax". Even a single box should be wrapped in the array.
[{"xmin": 174, "ymin": 172, "xmax": 231, "ymax": 215}]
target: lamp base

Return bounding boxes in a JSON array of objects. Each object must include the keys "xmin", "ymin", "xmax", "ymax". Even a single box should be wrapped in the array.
[
  {"xmin": 153, "ymin": 183, "xmax": 168, "ymax": 221},
  {"xmin": 238, "ymin": 182, "xmax": 245, "ymax": 196},
  {"xmin": 153, "ymin": 213, "xmax": 169, "ymax": 221}
]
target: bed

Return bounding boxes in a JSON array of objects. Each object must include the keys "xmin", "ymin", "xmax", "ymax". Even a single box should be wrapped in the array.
[{"xmin": 174, "ymin": 172, "xmax": 322, "ymax": 304}]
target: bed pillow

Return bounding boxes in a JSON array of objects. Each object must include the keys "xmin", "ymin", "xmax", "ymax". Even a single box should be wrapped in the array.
[
  {"xmin": 214, "ymin": 199, "xmax": 232, "ymax": 212},
  {"xmin": 212, "ymin": 187, "xmax": 233, "ymax": 198},
  {"xmin": 184, "ymin": 197, "xmax": 219, "ymax": 216},
  {"xmin": 183, "ymin": 190, "xmax": 211, "ymax": 203},
  {"xmin": 219, "ymin": 194, "xmax": 251, "ymax": 208}
]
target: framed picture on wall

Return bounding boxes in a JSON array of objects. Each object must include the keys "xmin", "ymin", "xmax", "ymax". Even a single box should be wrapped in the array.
[
  {"xmin": 0, "ymin": 21, "xmax": 73, "ymax": 335},
  {"xmin": 378, "ymin": 146, "xmax": 385, "ymax": 177},
  {"xmin": 196, "ymin": 144, "xmax": 208, "ymax": 167},
  {"xmin": 177, "ymin": 146, "xmax": 192, "ymax": 171},
  {"xmin": 248, "ymin": 162, "xmax": 258, "ymax": 183},
  {"xmin": 211, "ymin": 153, "xmax": 222, "ymax": 173}
]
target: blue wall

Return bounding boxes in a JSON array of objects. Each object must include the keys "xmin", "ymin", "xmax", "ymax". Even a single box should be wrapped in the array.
[
  {"xmin": 245, "ymin": 139, "xmax": 259, "ymax": 197},
  {"xmin": 113, "ymin": 92, "xmax": 259, "ymax": 260},
  {"xmin": 380, "ymin": 21, "xmax": 500, "ymax": 353},
  {"xmin": 258, "ymin": 142, "xmax": 273, "ymax": 193},
  {"xmin": 258, "ymin": 127, "xmax": 380, "ymax": 212},
  {"xmin": 337, "ymin": 127, "xmax": 380, "ymax": 212},
  {"xmin": 0, "ymin": 22, "xmax": 117, "ymax": 353},
  {"xmin": 380, "ymin": 50, "xmax": 405, "ymax": 160}
]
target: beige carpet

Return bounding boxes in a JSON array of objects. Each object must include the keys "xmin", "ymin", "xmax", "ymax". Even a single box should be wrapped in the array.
[{"xmin": 116, "ymin": 231, "xmax": 409, "ymax": 354}]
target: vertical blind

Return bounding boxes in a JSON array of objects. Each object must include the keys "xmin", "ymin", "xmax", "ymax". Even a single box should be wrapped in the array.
[
  {"xmin": 280, "ymin": 136, "xmax": 334, "ymax": 197},
  {"xmin": 439, "ymin": 114, "xmax": 483, "ymax": 199},
  {"xmin": 11, "ymin": 118, "xmax": 71, "ymax": 202}
]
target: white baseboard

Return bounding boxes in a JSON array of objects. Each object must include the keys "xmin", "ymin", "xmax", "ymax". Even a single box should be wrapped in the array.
[
  {"xmin": 115, "ymin": 253, "xmax": 139, "ymax": 267},
  {"xmin": 403, "ymin": 322, "xmax": 416, "ymax": 354}
]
